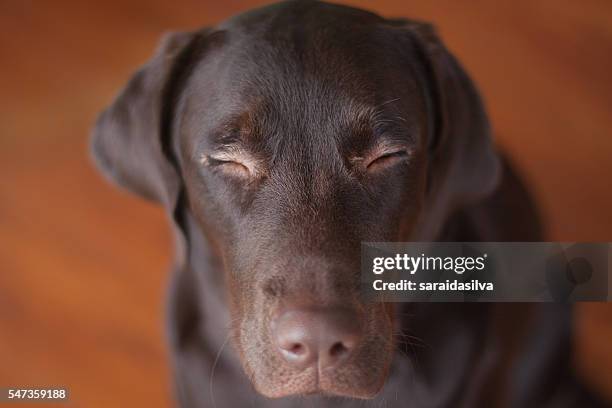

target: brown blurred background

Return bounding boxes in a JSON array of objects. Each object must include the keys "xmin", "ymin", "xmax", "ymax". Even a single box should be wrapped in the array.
[{"xmin": 1, "ymin": 1, "xmax": 611, "ymax": 407}]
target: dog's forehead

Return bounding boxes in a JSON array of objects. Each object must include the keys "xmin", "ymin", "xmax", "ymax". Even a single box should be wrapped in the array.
[
  {"xmin": 219, "ymin": 0, "xmax": 383, "ymax": 35},
  {"xmin": 212, "ymin": 1, "xmax": 414, "ymax": 96},
  {"xmin": 178, "ymin": 2, "xmax": 426, "ymax": 156}
]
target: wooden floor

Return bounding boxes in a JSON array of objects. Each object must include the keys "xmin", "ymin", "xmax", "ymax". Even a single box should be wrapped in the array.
[{"xmin": 1, "ymin": 1, "xmax": 611, "ymax": 406}]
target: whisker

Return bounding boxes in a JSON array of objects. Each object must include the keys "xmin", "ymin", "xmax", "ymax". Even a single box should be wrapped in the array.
[
  {"xmin": 209, "ymin": 332, "xmax": 231, "ymax": 408},
  {"xmin": 377, "ymin": 98, "xmax": 400, "ymax": 108}
]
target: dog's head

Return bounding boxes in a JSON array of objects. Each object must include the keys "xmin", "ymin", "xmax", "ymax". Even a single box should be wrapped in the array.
[{"xmin": 92, "ymin": 0, "xmax": 499, "ymax": 399}]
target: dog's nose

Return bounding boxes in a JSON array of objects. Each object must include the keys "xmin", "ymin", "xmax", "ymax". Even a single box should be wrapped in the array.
[{"xmin": 272, "ymin": 307, "xmax": 362, "ymax": 370}]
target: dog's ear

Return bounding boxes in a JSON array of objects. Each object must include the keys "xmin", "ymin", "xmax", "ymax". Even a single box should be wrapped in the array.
[
  {"xmin": 400, "ymin": 21, "xmax": 501, "ymax": 239},
  {"xmin": 91, "ymin": 31, "xmax": 197, "ymax": 208}
]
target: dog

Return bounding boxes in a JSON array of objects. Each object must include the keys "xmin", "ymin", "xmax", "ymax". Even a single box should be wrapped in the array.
[{"xmin": 91, "ymin": 1, "xmax": 606, "ymax": 406}]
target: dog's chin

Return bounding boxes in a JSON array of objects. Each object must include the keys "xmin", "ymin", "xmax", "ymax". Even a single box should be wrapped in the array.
[
  {"xmin": 254, "ymin": 373, "xmax": 386, "ymax": 400},
  {"xmin": 249, "ymin": 352, "xmax": 392, "ymax": 400}
]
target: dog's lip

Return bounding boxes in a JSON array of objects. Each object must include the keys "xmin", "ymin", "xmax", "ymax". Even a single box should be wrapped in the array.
[
  {"xmin": 260, "ymin": 364, "xmax": 385, "ymax": 399},
  {"xmin": 264, "ymin": 384, "xmax": 378, "ymax": 399}
]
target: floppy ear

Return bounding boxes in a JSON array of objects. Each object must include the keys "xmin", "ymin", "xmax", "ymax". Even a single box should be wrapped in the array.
[
  {"xmin": 402, "ymin": 21, "xmax": 501, "ymax": 239},
  {"xmin": 91, "ymin": 30, "xmax": 204, "ymax": 269},
  {"xmin": 91, "ymin": 30, "xmax": 196, "ymax": 208}
]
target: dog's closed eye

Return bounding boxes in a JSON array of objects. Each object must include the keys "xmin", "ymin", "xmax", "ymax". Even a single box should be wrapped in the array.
[
  {"xmin": 207, "ymin": 157, "xmax": 251, "ymax": 177},
  {"xmin": 365, "ymin": 150, "xmax": 410, "ymax": 172},
  {"xmin": 200, "ymin": 147, "xmax": 260, "ymax": 179},
  {"xmin": 351, "ymin": 144, "xmax": 412, "ymax": 175}
]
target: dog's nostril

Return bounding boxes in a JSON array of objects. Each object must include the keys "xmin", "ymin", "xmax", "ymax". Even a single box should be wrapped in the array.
[
  {"xmin": 289, "ymin": 343, "xmax": 305, "ymax": 355},
  {"xmin": 278, "ymin": 338, "xmax": 314, "ymax": 367},
  {"xmin": 272, "ymin": 307, "xmax": 362, "ymax": 370},
  {"xmin": 329, "ymin": 342, "xmax": 349, "ymax": 358}
]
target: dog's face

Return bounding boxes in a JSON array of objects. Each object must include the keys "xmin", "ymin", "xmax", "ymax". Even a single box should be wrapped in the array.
[
  {"xmin": 176, "ymin": 12, "xmax": 427, "ymax": 397},
  {"xmin": 92, "ymin": 1, "xmax": 499, "ymax": 400}
]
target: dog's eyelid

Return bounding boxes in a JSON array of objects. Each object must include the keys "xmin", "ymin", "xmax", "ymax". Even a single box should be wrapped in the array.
[
  {"xmin": 199, "ymin": 148, "xmax": 262, "ymax": 178},
  {"xmin": 370, "ymin": 149, "xmax": 409, "ymax": 162},
  {"xmin": 201, "ymin": 143, "xmax": 243, "ymax": 162},
  {"xmin": 371, "ymin": 141, "xmax": 412, "ymax": 157},
  {"xmin": 376, "ymin": 148, "xmax": 411, "ymax": 159},
  {"xmin": 360, "ymin": 145, "xmax": 413, "ymax": 171}
]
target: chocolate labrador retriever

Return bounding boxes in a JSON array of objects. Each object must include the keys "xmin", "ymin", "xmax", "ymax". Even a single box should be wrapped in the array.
[{"xmin": 91, "ymin": 1, "xmax": 605, "ymax": 407}]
